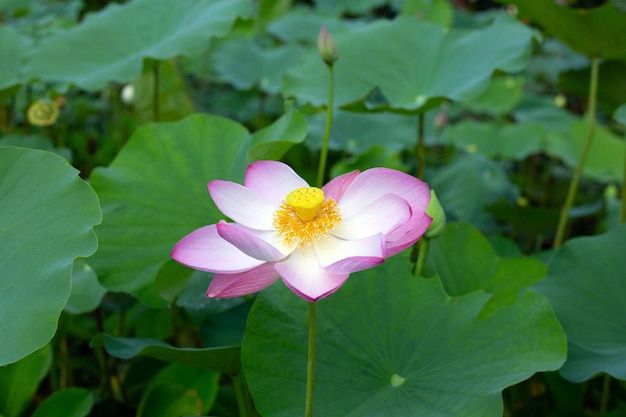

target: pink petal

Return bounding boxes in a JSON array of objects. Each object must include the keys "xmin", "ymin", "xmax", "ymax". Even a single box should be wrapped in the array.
[
  {"xmin": 216, "ymin": 221, "xmax": 291, "ymax": 262},
  {"xmin": 207, "ymin": 263, "xmax": 280, "ymax": 298},
  {"xmin": 208, "ymin": 180, "xmax": 276, "ymax": 230},
  {"xmin": 332, "ymin": 193, "xmax": 411, "ymax": 240},
  {"xmin": 171, "ymin": 225, "xmax": 264, "ymax": 273},
  {"xmin": 243, "ymin": 160, "xmax": 309, "ymax": 205},
  {"xmin": 322, "ymin": 170, "xmax": 359, "ymax": 202},
  {"xmin": 275, "ymin": 247, "xmax": 349, "ymax": 302},
  {"xmin": 314, "ymin": 234, "xmax": 385, "ymax": 274},
  {"xmin": 384, "ymin": 213, "xmax": 433, "ymax": 257},
  {"xmin": 339, "ymin": 168, "xmax": 431, "ymax": 217}
]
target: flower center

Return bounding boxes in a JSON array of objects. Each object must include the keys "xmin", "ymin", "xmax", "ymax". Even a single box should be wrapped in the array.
[{"xmin": 273, "ymin": 187, "xmax": 341, "ymax": 246}]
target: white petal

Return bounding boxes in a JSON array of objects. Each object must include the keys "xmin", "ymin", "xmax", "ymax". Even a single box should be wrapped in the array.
[
  {"xmin": 207, "ymin": 263, "xmax": 280, "ymax": 298},
  {"xmin": 243, "ymin": 160, "xmax": 309, "ymax": 205},
  {"xmin": 216, "ymin": 221, "xmax": 294, "ymax": 261},
  {"xmin": 333, "ymin": 193, "xmax": 410, "ymax": 240},
  {"xmin": 171, "ymin": 225, "xmax": 264, "ymax": 273},
  {"xmin": 209, "ymin": 180, "xmax": 276, "ymax": 230},
  {"xmin": 275, "ymin": 247, "xmax": 349, "ymax": 302},
  {"xmin": 314, "ymin": 234, "xmax": 384, "ymax": 273}
]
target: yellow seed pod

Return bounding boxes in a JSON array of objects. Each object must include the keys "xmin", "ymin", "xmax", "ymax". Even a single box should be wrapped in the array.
[{"xmin": 27, "ymin": 99, "xmax": 60, "ymax": 127}]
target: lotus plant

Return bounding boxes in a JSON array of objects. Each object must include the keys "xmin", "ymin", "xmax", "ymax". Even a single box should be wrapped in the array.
[{"xmin": 172, "ymin": 160, "xmax": 432, "ymax": 302}]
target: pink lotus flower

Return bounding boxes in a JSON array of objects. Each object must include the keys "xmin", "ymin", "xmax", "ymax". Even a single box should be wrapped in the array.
[{"xmin": 171, "ymin": 161, "xmax": 432, "ymax": 302}]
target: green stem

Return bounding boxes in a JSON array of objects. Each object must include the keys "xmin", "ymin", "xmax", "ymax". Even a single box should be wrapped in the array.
[
  {"xmin": 153, "ymin": 62, "xmax": 160, "ymax": 122},
  {"xmin": 554, "ymin": 57, "xmax": 599, "ymax": 248},
  {"xmin": 417, "ymin": 113, "xmax": 425, "ymax": 180},
  {"xmin": 599, "ymin": 374, "xmax": 611, "ymax": 415},
  {"xmin": 316, "ymin": 65, "xmax": 334, "ymax": 187},
  {"xmin": 304, "ymin": 302, "xmax": 317, "ymax": 417},
  {"xmin": 232, "ymin": 372, "xmax": 257, "ymax": 417},
  {"xmin": 621, "ymin": 133, "xmax": 626, "ymax": 223},
  {"xmin": 413, "ymin": 238, "xmax": 429, "ymax": 277}
]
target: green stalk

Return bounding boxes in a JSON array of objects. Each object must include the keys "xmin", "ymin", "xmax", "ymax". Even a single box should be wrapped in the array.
[
  {"xmin": 621, "ymin": 136, "xmax": 626, "ymax": 223},
  {"xmin": 233, "ymin": 373, "xmax": 250, "ymax": 417},
  {"xmin": 554, "ymin": 57, "xmax": 599, "ymax": 248},
  {"xmin": 304, "ymin": 302, "xmax": 317, "ymax": 417},
  {"xmin": 153, "ymin": 61, "xmax": 160, "ymax": 122},
  {"xmin": 316, "ymin": 65, "xmax": 334, "ymax": 187},
  {"xmin": 417, "ymin": 113, "xmax": 425, "ymax": 180},
  {"xmin": 599, "ymin": 374, "xmax": 611, "ymax": 415}
]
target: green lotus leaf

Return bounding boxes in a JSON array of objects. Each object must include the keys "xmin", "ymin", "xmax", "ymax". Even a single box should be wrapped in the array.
[
  {"xmin": 90, "ymin": 114, "xmax": 251, "ymax": 306},
  {"xmin": 0, "ymin": 26, "xmax": 32, "ymax": 91},
  {"xmin": 314, "ymin": 0, "xmax": 385, "ymax": 15},
  {"xmin": 243, "ymin": 254, "xmax": 566, "ymax": 417},
  {"xmin": 212, "ymin": 38, "xmax": 306, "ymax": 94},
  {"xmin": 534, "ymin": 224, "xmax": 626, "ymax": 382},
  {"xmin": 501, "ymin": 0, "xmax": 626, "ymax": 59},
  {"xmin": 545, "ymin": 119, "xmax": 625, "ymax": 182},
  {"xmin": 284, "ymin": 13, "xmax": 536, "ymax": 113},
  {"xmin": 443, "ymin": 120, "xmax": 543, "ymax": 160},
  {"xmin": 248, "ymin": 101, "xmax": 308, "ymax": 162},
  {"xmin": 430, "ymin": 154, "xmax": 518, "ymax": 231},
  {"xmin": 0, "ymin": 346, "xmax": 52, "ymax": 417},
  {"xmin": 0, "ymin": 147, "xmax": 100, "ymax": 366},
  {"xmin": 426, "ymin": 222, "xmax": 547, "ymax": 317},
  {"xmin": 30, "ymin": 388, "xmax": 93, "ymax": 417},
  {"xmin": 94, "ymin": 334, "xmax": 241, "ymax": 375},
  {"xmin": 64, "ymin": 260, "xmax": 107, "ymax": 315},
  {"xmin": 137, "ymin": 365, "xmax": 219, "ymax": 417},
  {"xmin": 23, "ymin": 0, "xmax": 252, "ymax": 90}
]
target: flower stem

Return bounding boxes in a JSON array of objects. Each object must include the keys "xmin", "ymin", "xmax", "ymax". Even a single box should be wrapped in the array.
[
  {"xmin": 621, "ymin": 137, "xmax": 626, "ymax": 223},
  {"xmin": 554, "ymin": 57, "xmax": 599, "ymax": 248},
  {"xmin": 153, "ymin": 61, "xmax": 160, "ymax": 122},
  {"xmin": 599, "ymin": 374, "xmax": 611, "ymax": 415},
  {"xmin": 233, "ymin": 372, "xmax": 251, "ymax": 417},
  {"xmin": 413, "ymin": 238, "xmax": 429, "ymax": 277},
  {"xmin": 316, "ymin": 65, "xmax": 334, "ymax": 187},
  {"xmin": 304, "ymin": 302, "xmax": 317, "ymax": 417}
]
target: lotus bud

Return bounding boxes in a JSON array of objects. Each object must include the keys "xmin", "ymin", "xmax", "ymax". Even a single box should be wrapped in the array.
[{"xmin": 317, "ymin": 26, "xmax": 339, "ymax": 66}]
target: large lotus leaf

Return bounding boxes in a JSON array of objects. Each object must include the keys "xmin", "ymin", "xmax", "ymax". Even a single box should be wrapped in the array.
[
  {"xmin": 545, "ymin": 119, "xmax": 625, "ymax": 182},
  {"xmin": 267, "ymin": 8, "xmax": 350, "ymax": 42},
  {"xmin": 559, "ymin": 60, "xmax": 626, "ymax": 116},
  {"xmin": 397, "ymin": 0, "xmax": 455, "ymax": 27},
  {"xmin": 443, "ymin": 119, "xmax": 544, "ymax": 160},
  {"xmin": 283, "ymin": 13, "xmax": 536, "ymax": 112},
  {"xmin": 212, "ymin": 38, "xmax": 306, "ymax": 94},
  {"xmin": 22, "ymin": 0, "xmax": 252, "ymax": 90},
  {"xmin": 430, "ymin": 154, "xmax": 519, "ymax": 231},
  {"xmin": 528, "ymin": 38, "xmax": 588, "ymax": 85},
  {"xmin": 89, "ymin": 114, "xmax": 250, "ymax": 306},
  {"xmin": 425, "ymin": 222, "xmax": 547, "ymax": 317},
  {"xmin": 534, "ymin": 224, "xmax": 626, "ymax": 382},
  {"xmin": 137, "ymin": 364, "xmax": 219, "ymax": 417},
  {"xmin": 242, "ymin": 254, "xmax": 566, "ymax": 417},
  {"xmin": 0, "ymin": 26, "xmax": 32, "ymax": 91},
  {"xmin": 0, "ymin": 134, "xmax": 72, "ymax": 161},
  {"xmin": 248, "ymin": 101, "xmax": 308, "ymax": 162},
  {"xmin": 305, "ymin": 110, "xmax": 424, "ymax": 153},
  {"xmin": 314, "ymin": 0, "xmax": 385, "ymax": 14},
  {"xmin": 460, "ymin": 76, "xmax": 525, "ymax": 116},
  {"xmin": 0, "ymin": 147, "xmax": 100, "ymax": 366},
  {"xmin": 64, "ymin": 260, "xmax": 107, "ymax": 315},
  {"xmin": 615, "ymin": 104, "xmax": 626, "ymax": 125},
  {"xmin": 501, "ymin": 0, "xmax": 626, "ymax": 60},
  {"xmin": 30, "ymin": 388, "xmax": 93, "ymax": 417},
  {"xmin": 0, "ymin": 346, "xmax": 52, "ymax": 417},
  {"xmin": 94, "ymin": 334, "xmax": 241, "ymax": 375}
]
